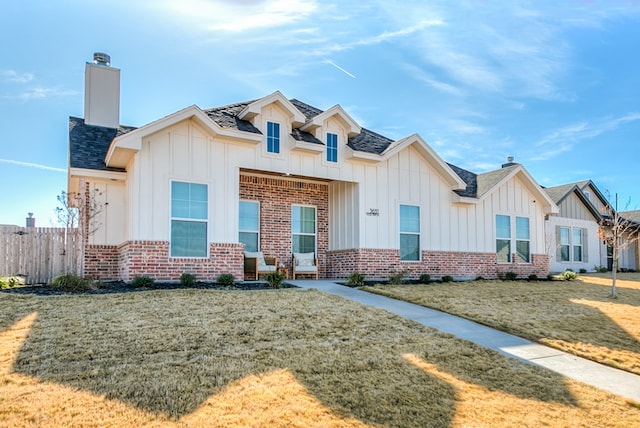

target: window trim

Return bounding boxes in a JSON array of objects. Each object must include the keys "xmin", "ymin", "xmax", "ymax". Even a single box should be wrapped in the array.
[
  {"xmin": 266, "ymin": 121, "xmax": 281, "ymax": 154},
  {"xmin": 291, "ymin": 204, "xmax": 317, "ymax": 255},
  {"xmin": 170, "ymin": 180, "xmax": 209, "ymax": 258},
  {"xmin": 239, "ymin": 199, "xmax": 260, "ymax": 252},
  {"xmin": 326, "ymin": 132, "xmax": 338, "ymax": 163},
  {"xmin": 558, "ymin": 226, "xmax": 584, "ymax": 263},
  {"xmin": 495, "ymin": 214, "xmax": 512, "ymax": 264},
  {"xmin": 515, "ymin": 216, "xmax": 530, "ymax": 264},
  {"xmin": 399, "ymin": 204, "xmax": 421, "ymax": 262}
]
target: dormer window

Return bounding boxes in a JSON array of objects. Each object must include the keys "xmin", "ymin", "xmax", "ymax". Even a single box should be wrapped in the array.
[
  {"xmin": 267, "ymin": 121, "xmax": 280, "ymax": 154},
  {"xmin": 326, "ymin": 132, "xmax": 338, "ymax": 162}
]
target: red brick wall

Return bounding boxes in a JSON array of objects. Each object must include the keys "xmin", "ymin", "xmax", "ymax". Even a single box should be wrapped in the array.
[
  {"xmin": 116, "ymin": 241, "xmax": 245, "ymax": 282},
  {"xmin": 327, "ymin": 248, "xmax": 550, "ymax": 280},
  {"xmin": 240, "ymin": 174, "xmax": 329, "ymax": 277},
  {"xmin": 84, "ymin": 245, "xmax": 119, "ymax": 280}
]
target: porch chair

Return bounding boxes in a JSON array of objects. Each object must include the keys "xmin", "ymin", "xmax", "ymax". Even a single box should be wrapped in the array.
[
  {"xmin": 292, "ymin": 252, "xmax": 318, "ymax": 279},
  {"xmin": 244, "ymin": 251, "xmax": 278, "ymax": 280}
]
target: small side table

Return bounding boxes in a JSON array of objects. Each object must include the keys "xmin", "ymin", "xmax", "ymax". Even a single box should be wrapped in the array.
[{"xmin": 277, "ymin": 266, "xmax": 289, "ymax": 279}]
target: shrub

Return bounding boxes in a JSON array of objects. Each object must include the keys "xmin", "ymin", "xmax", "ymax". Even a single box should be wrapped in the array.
[
  {"xmin": 475, "ymin": 276, "xmax": 485, "ymax": 281},
  {"xmin": 441, "ymin": 275, "xmax": 454, "ymax": 283},
  {"xmin": 579, "ymin": 268, "xmax": 587, "ymax": 274},
  {"xmin": 51, "ymin": 273, "xmax": 94, "ymax": 292},
  {"xmin": 0, "ymin": 276, "xmax": 21, "ymax": 289},
  {"xmin": 346, "ymin": 272, "xmax": 365, "ymax": 287},
  {"xmin": 217, "ymin": 273, "xmax": 235, "ymax": 286},
  {"xmin": 388, "ymin": 270, "xmax": 407, "ymax": 285},
  {"xmin": 131, "ymin": 275, "xmax": 155, "ymax": 288},
  {"xmin": 180, "ymin": 273, "xmax": 197, "ymax": 286},
  {"xmin": 560, "ymin": 270, "xmax": 577, "ymax": 281},
  {"xmin": 504, "ymin": 271, "xmax": 518, "ymax": 281},
  {"xmin": 595, "ymin": 266, "xmax": 608, "ymax": 273},
  {"xmin": 419, "ymin": 274, "xmax": 431, "ymax": 284},
  {"xmin": 528, "ymin": 274, "xmax": 538, "ymax": 281},
  {"xmin": 264, "ymin": 271, "xmax": 285, "ymax": 288}
]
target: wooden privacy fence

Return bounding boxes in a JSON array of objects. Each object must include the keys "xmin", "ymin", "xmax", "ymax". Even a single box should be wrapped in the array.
[{"xmin": 0, "ymin": 226, "xmax": 80, "ymax": 284}]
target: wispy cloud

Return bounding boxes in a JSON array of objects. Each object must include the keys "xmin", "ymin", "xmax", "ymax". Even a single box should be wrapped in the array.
[
  {"xmin": 325, "ymin": 60, "xmax": 356, "ymax": 78},
  {"xmin": 0, "ymin": 159, "xmax": 66, "ymax": 173},
  {"xmin": 401, "ymin": 63, "xmax": 462, "ymax": 96},
  {"xmin": 531, "ymin": 113, "xmax": 640, "ymax": 160},
  {"xmin": 0, "ymin": 69, "xmax": 34, "ymax": 83},
  {"xmin": 5, "ymin": 87, "xmax": 79, "ymax": 101}
]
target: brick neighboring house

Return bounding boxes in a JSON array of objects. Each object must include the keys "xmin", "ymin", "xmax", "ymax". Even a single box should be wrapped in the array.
[{"xmin": 68, "ymin": 54, "xmax": 558, "ymax": 282}]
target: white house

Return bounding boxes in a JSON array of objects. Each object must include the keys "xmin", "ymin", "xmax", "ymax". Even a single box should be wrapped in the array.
[{"xmin": 68, "ymin": 54, "xmax": 558, "ymax": 281}]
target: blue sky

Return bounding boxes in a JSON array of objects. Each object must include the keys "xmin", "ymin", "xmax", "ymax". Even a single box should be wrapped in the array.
[{"xmin": 1, "ymin": 0, "xmax": 639, "ymax": 226}]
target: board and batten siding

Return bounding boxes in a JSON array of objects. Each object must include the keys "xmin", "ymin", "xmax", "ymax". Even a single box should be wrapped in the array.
[
  {"xmin": 545, "ymin": 215, "xmax": 604, "ymax": 272},
  {"xmin": 558, "ymin": 191, "xmax": 600, "ymax": 221}
]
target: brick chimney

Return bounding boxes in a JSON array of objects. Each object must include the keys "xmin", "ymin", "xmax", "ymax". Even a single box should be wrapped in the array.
[{"xmin": 84, "ymin": 52, "xmax": 120, "ymax": 128}]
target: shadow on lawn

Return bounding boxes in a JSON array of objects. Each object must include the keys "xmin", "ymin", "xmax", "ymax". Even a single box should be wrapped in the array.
[{"xmin": 3, "ymin": 291, "xmax": 580, "ymax": 426}]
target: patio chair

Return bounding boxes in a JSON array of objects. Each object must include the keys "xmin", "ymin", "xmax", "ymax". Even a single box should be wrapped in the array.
[
  {"xmin": 292, "ymin": 252, "xmax": 318, "ymax": 279},
  {"xmin": 244, "ymin": 251, "xmax": 278, "ymax": 280}
]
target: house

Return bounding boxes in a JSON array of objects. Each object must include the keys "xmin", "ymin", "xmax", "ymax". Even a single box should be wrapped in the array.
[
  {"xmin": 68, "ymin": 54, "xmax": 558, "ymax": 282},
  {"xmin": 544, "ymin": 180, "xmax": 639, "ymax": 272},
  {"xmin": 619, "ymin": 210, "xmax": 640, "ymax": 271},
  {"xmin": 543, "ymin": 180, "xmax": 608, "ymax": 272}
]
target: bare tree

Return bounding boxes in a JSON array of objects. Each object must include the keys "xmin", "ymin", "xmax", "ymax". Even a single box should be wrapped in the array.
[
  {"xmin": 55, "ymin": 185, "xmax": 103, "ymax": 276},
  {"xmin": 597, "ymin": 193, "xmax": 640, "ymax": 298}
]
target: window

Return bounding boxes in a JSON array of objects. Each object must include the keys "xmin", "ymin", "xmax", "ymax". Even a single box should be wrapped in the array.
[
  {"xmin": 496, "ymin": 215, "xmax": 511, "ymax": 263},
  {"xmin": 266, "ymin": 121, "xmax": 280, "ymax": 154},
  {"xmin": 326, "ymin": 132, "xmax": 338, "ymax": 162},
  {"xmin": 559, "ymin": 227, "xmax": 570, "ymax": 262},
  {"xmin": 572, "ymin": 229, "xmax": 583, "ymax": 262},
  {"xmin": 516, "ymin": 217, "xmax": 530, "ymax": 263},
  {"xmin": 171, "ymin": 181, "xmax": 207, "ymax": 257},
  {"xmin": 239, "ymin": 200, "xmax": 259, "ymax": 252},
  {"xmin": 558, "ymin": 226, "xmax": 585, "ymax": 262},
  {"xmin": 400, "ymin": 205, "xmax": 420, "ymax": 261},
  {"xmin": 292, "ymin": 205, "xmax": 316, "ymax": 254}
]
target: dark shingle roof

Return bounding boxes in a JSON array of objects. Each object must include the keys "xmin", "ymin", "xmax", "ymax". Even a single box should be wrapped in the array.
[
  {"xmin": 203, "ymin": 101, "xmax": 261, "ymax": 133},
  {"xmin": 447, "ymin": 163, "xmax": 477, "ymax": 198},
  {"xmin": 447, "ymin": 163, "xmax": 519, "ymax": 198},
  {"xmin": 69, "ymin": 117, "xmax": 136, "ymax": 171},
  {"xmin": 543, "ymin": 182, "xmax": 577, "ymax": 204}
]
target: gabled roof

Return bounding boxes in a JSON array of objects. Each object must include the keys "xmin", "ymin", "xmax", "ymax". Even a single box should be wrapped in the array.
[
  {"xmin": 449, "ymin": 162, "xmax": 558, "ymax": 214},
  {"xmin": 543, "ymin": 180, "xmax": 607, "ymax": 220},
  {"xmin": 238, "ymin": 91, "xmax": 306, "ymax": 127},
  {"xmin": 69, "ymin": 117, "xmax": 136, "ymax": 172}
]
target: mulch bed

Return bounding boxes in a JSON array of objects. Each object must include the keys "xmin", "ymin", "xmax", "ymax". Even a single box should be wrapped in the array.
[{"xmin": 0, "ymin": 281, "xmax": 297, "ymax": 296}]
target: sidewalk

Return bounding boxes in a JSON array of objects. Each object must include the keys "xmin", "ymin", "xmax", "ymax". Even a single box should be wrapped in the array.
[{"xmin": 287, "ymin": 279, "xmax": 640, "ymax": 402}]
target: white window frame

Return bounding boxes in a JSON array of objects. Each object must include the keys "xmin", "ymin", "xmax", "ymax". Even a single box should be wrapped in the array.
[
  {"xmin": 170, "ymin": 180, "xmax": 208, "ymax": 258},
  {"xmin": 399, "ymin": 204, "xmax": 421, "ymax": 262},
  {"xmin": 496, "ymin": 214, "xmax": 512, "ymax": 263},
  {"xmin": 266, "ymin": 121, "xmax": 281, "ymax": 154},
  {"xmin": 515, "ymin": 216, "xmax": 530, "ymax": 264},
  {"xmin": 572, "ymin": 228, "xmax": 583, "ymax": 262},
  {"xmin": 326, "ymin": 132, "xmax": 338, "ymax": 163},
  {"xmin": 292, "ymin": 204, "xmax": 317, "ymax": 254},
  {"xmin": 239, "ymin": 200, "xmax": 260, "ymax": 252},
  {"xmin": 559, "ymin": 226, "xmax": 583, "ymax": 263}
]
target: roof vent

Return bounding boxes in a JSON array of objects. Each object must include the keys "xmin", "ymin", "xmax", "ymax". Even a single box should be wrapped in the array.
[
  {"xmin": 502, "ymin": 155, "xmax": 519, "ymax": 168},
  {"xmin": 93, "ymin": 52, "xmax": 111, "ymax": 66}
]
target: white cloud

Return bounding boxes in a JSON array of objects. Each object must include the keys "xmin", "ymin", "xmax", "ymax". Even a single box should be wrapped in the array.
[
  {"xmin": 0, "ymin": 70, "xmax": 34, "ymax": 83},
  {"xmin": 5, "ymin": 86, "xmax": 79, "ymax": 101},
  {"xmin": 536, "ymin": 113, "xmax": 640, "ymax": 147}
]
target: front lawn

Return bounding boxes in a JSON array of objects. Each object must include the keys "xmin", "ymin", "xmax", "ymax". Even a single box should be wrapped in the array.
[
  {"xmin": 1, "ymin": 288, "xmax": 639, "ymax": 427},
  {"xmin": 362, "ymin": 273, "xmax": 640, "ymax": 376}
]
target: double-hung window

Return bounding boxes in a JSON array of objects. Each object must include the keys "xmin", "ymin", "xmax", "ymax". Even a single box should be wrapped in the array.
[
  {"xmin": 171, "ymin": 181, "xmax": 208, "ymax": 257},
  {"xmin": 558, "ymin": 226, "xmax": 584, "ymax": 262},
  {"xmin": 516, "ymin": 217, "xmax": 530, "ymax": 263},
  {"xmin": 267, "ymin": 121, "xmax": 280, "ymax": 154},
  {"xmin": 292, "ymin": 205, "xmax": 316, "ymax": 254},
  {"xmin": 400, "ymin": 204, "xmax": 420, "ymax": 261},
  {"xmin": 239, "ymin": 200, "xmax": 259, "ymax": 252},
  {"xmin": 326, "ymin": 132, "xmax": 338, "ymax": 163},
  {"xmin": 496, "ymin": 215, "xmax": 511, "ymax": 263}
]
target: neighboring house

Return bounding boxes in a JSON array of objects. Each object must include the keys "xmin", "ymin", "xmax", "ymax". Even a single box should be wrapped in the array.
[
  {"xmin": 543, "ymin": 181, "xmax": 607, "ymax": 272},
  {"xmin": 619, "ymin": 210, "xmax": 640, "ymax": 271},
  {"xmin": 68, "ymin": 54, "xmax": 558, "ymax": 282}
]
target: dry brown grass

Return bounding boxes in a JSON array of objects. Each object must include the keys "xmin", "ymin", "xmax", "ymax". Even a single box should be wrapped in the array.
[
  {"xmin": 363, "ymin": 273, "xmax": 640, "ymax": 376},
  {"xmin": 1, "ymin": 288, "xmax": 639, "ymax": 427}
]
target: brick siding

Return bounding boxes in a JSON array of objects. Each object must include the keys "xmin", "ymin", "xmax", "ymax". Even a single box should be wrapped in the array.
[
  {"xmin": 327, "ymin": 248, "xmax": 549, "ymax": 280},
  {"xmin": 240, "ymin": 174, "xmax": 329, "ymax": 278}
]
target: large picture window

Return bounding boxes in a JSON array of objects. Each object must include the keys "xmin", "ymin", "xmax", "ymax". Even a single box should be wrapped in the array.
[
  {"xmin": 326, "ymin": 132, "xmax": 338, "ymax": 163},
  {"xmin": 292, "ymin": 205, "xmax": 316, "ymax": 254},
  {"xmin": 557, "ymin": 226, "xmax": 585, "ymax": 262},
  {"xmin": 400, "ymin": 204, "xmax": 420, "ymax": 261},
  {"xmin": 171, "ymin": 181, "xmax": 207, "ymax": 257},
  {"xmin": 496, "ymin": 215, "xmax": 511, "ymax": 263},
  {"xmin": 267, "ymin": 121, "xmax": 280, "ymax": 154},
  {"xmin": 239, "ymin": 200, "xmax": 259, "ymax": 252}
]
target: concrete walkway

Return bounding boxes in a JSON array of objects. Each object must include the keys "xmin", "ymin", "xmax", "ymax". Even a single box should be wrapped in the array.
[{"xmin": 287, "ymin": 279, "xmax": 640, "ymax": 402}]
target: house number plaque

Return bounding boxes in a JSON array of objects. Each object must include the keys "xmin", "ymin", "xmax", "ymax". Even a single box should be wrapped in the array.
[{"xmin": 366, "ymin": 208, "xmax": 379, "ymax": 216}]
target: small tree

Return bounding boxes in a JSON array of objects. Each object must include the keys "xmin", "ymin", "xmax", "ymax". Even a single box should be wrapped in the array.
[
  {"xmin": 55, "ymin": 186, "xmax": 103, "ymax": 276},
  {"xmin": 598, "ymin": 193, "xmax": 640, "ymax": 298}
]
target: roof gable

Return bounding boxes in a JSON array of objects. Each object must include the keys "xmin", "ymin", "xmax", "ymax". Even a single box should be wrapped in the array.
[
  {"xmin": 299, "ymin": 104, "xmax": 361, "ymax": 137},
  {"xmin": 238, "ymin": 91, "xmax": 306, "ymax": 127}
]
